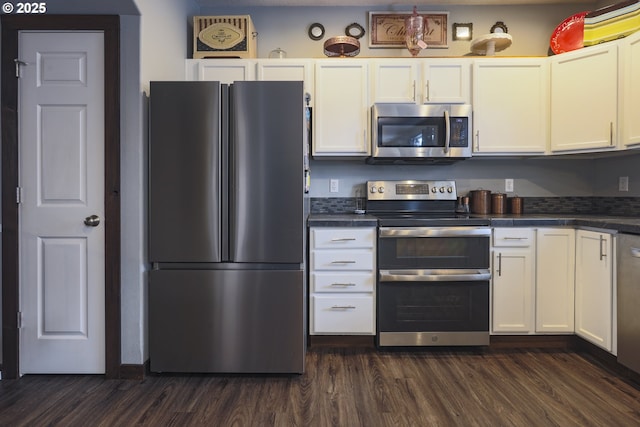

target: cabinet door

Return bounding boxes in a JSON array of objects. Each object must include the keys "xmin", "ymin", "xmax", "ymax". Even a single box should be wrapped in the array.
[
  {"xmin": 492, "ymin": 248, "xmax": 534, "ymax": 333},
  {"xmin": 422, "ymin": 59, "xmax": 470, "ymax": 104},
  {"xmin": 311, "ymin": 295, "xmax": 374, "ymax": 334},
  {"xmin": 314, "ymin": 61, "xmax": 370, "ymax": 156},
  {"xmin": 550, "ymin": 45, "xmax": 618, "ymax": 152},
  {"xmin": 371, "ymin": 60, "xmax": 418, "ymax": 103},
  {"xmin": 185, "ymin": 59, "xmax": 255, "ymax": 83},
  {"xmin": 622, "ymin": 31, "xmax": 640, "ymax": 148},
  {"xmin": 473, "ymin": 59, "xmax": 548, "ymax": 154},
  {"xmin": 536, "ymin": 228, "xmax": 575, "ymax": 333},
  {"xmin": 575, "ymin": 230, "xmax": 613, "ymax": 351},
  {"xmin": 256, "ymin": 59, "xmax": 314, "ymax": 106}
]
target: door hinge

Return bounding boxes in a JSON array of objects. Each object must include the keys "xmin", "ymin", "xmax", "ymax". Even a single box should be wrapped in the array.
[
  {"xmin": 14, "ymin": 59, "xmax": 28, "ymax": 78},
  {"xmin": 16, "ymin": 187, "xmax": 22, "ymax": 204},
  {"xmin": 17, "ymin": 311, "xmax": 23, "ymax": 329}
]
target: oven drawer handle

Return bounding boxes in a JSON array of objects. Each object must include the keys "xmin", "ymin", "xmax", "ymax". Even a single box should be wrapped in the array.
[
  {"xmin": 380, "ymin": 269, "xmax": 491, "ymax": 282},
  {"xmin": 331, "ymin": 305, "xmax": 356, "ymax": 310},
  {"xmin": 331, "ymin": 237, "xmax": 357, "ymax": 242},
  {"xmin": 379, "ymin": 227, "xmax": 491, "ymax": 238}
]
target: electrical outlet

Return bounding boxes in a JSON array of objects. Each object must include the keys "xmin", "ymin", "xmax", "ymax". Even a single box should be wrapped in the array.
[
  {"xmin": 619, "ymin": 176, "xmax": 629, "ymax": 192},
  {"xmin": 505, "ymin": 179, "xmax": 514, "ymax": 193},
  {"xmin": 330, "ymin": 179, "xmax": 339, "ymax": 193}
]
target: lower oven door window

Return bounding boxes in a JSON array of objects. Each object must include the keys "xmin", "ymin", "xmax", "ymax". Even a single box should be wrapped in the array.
[{"xmin": 377, "ymin": 276, "xmax": 489, "ymax": 347}]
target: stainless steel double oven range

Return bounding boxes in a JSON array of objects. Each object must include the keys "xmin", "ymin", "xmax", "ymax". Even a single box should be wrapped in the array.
[{"xmin": 367, "ymin": 180, "xmax": 491, "ymax": 348}]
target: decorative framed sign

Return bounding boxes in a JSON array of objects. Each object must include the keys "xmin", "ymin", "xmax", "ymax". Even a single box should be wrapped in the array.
[{"xmin": 369, "ymin": 11, "xmax": 449, "ymax": 48}]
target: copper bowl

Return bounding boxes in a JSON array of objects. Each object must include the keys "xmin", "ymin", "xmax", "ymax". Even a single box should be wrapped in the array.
[{"xmin": 323, "ymin": 36, "xmax": 360, "ymax": 57}]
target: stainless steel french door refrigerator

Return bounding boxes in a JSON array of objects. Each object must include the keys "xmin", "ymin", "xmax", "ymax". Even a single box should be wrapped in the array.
[{"xmin": 148, "ymin": 81, "xmax": 305, "ymax": 373}]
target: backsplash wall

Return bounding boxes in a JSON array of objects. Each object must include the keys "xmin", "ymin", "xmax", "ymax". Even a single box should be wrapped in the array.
[{"xmin": 309, "ymin": 157, "xmax": 599, "ymax": 198}]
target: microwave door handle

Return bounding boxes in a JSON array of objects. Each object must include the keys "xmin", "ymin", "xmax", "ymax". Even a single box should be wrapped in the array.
[{"xmin": 443, "ymin": 109, "xmax": 450, "ymax": 154}]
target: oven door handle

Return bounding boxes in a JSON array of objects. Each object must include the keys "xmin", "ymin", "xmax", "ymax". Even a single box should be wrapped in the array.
[
  {"xmin": 379, "ymin": 269, "xmax": 491, "ymax": 282},
  {"xmin": 379, "ymin": 227, "xmax": 491, "ymax": 238}
]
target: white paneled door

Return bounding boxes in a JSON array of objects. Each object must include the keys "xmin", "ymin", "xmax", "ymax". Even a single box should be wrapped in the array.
[{"xmin": 19, "ymin": 31, "xmax": 105, "ymax": 374}]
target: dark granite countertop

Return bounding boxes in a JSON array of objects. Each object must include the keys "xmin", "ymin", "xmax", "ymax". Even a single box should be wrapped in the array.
[
  {"xmin": 308, "ymin": 213, "xmax": 640, "ymax": 235},
  {"xmin": 486, "ymin": 214, "xmax": 640, "ymax": 234},
  {"xmin": 307, "ymin": 213, "xmax": 379, "ymax": 227}
]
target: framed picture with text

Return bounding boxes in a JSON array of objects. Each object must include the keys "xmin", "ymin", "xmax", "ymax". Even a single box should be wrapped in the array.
[{"xmin": 369, "ymin": 11, "xmax": 448, "ymax": 48}]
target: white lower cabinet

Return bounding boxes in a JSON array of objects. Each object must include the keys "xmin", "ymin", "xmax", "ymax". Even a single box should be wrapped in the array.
[
  {"xmin": 309, "ymin": 227, "xmax": 376, "ymax": 335},
  {"xmin": 535, "ymin": 228, "xmax": 575, "ymax": 333},
  {"xmin": 492, "ymin": 227, "xmax": 577, "ymax": 335},
  {"xmin": 491, "ymin": 228, "xmax": 535, "ymax": 333},
  {"xmin": 575, "ymin": 229, "xmax": 615, "ymax": 351}
]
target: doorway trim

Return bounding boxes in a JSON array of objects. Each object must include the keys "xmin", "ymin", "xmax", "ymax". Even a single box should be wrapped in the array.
[{"xmin": 1, "ymin": 15, "xmax": 121, "ymax": 379}]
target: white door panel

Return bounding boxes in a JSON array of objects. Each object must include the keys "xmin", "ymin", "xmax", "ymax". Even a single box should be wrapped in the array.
[{"xmin": 19, "ymin": 31, "xmax": 105, "ymax": 374}]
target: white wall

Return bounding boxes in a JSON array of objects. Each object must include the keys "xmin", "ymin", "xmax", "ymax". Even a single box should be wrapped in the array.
[
  {"xmin": 137, "ymin": 0, "xmax": 199, "ymax": 93},
  {"xmin": 309, "ymin": 157, "xmax": 597, "ymax": 198},
  {"xmin": 594, "ymin": 151, "xmax": 640, "ymax": 197},
  {"xmin": 198, "ymin": 4, "xmax": 596, "ymax": 58}
]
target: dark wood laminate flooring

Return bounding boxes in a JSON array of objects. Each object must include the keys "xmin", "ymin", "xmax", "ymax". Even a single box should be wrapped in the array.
[{"xmin": 1, "ymin": 347, "xmax": 639, "ymax": 426}]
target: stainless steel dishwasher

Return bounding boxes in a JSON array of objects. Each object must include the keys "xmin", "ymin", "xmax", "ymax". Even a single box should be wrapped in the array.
[{"xmin": 617, "ymin": 233, "xmax": 640, "ymax": 374}]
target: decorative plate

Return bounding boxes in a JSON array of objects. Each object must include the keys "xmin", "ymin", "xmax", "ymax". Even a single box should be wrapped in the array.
[{"xmin": 550, "ymin": 11, "xmax": 590, "ymax": 54}]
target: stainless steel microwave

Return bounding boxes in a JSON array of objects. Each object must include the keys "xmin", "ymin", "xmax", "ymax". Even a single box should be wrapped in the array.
[{"xmin": 368, "ymin": 103, "xmax": 472, "ymax": 164}]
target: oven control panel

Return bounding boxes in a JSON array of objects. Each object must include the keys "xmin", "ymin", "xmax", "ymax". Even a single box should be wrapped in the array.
[{"xmin": 367, "ymin": 180, "xmax": 457, "ymax": 200}]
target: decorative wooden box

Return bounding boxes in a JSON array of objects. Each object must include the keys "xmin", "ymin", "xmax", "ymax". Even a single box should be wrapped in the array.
[
  {"xmin": 193, "ymin": 15, "xmax": 257, "ymax": 59},
  {"xmin": 583, "ymin": 0, "xmax": 640, "ymax": 47}
]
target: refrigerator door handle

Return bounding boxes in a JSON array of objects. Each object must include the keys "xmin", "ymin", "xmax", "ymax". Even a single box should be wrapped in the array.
[{"xmin": 221, "ymin": 84, "xmax": 231, "ymax": 262}]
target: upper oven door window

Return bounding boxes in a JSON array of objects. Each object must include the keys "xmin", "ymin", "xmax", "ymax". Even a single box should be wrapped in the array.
[
  {"xmin": 378, "ymin": 228, "xmax": 490, "ymax": 270},
  {"xmin": 377, "ymin": 116, "xmax": 445, "ymax": 148}
]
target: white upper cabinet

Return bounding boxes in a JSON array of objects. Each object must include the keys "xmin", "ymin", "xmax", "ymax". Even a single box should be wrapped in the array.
[
  {"xmin": 371, "ymin": 59, "xmax": 470, "ymax": 104},
  {"xmin": 185, "ymin": 59, "xmax": 255, "ymax": 83},
  {"xmin": 472, "ymin": 58, "xmax": 549, "ymax": 154},
  {"xmin": 550, "ymin": 44, "xmax": 618, "ymax": 153},
  {"xmin": 256, "ymin": 59, "xmax": 314, "ymax": 106},
  {"xmin": 313, "ymin": 60, "xmax": 370, "ymax": 157},
  {"xmin": 621, "ymin": 30, "xmax": 640, "ymax": 148},
  {"xmin": 371, "ymin": 60, "xmax": 419, "ymax": 103},
  {"xmin": 422, "ymin": 59, "xmax": 471, "ymax": 104}
]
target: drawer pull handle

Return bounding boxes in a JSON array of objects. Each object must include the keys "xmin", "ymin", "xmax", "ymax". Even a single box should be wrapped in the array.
[
  {"xmin": 503, "ymin": 237, "xmax": 528, "ymax": 240},
  {"xmin": 331, "ymin": 305, "xmax": 356, "ymax": 310},
  {"xmin": 331, "ymin": 283, "xmax": 357, "ymax": 287},
  {"xmin": 331, "ymin": 238, "xmax": 356, "ymax": 242},
  {"xmin": 631, "ymin": 247, "xmax": 640, "ymax": 258},
  {"xmin": 331, "ymin": 260, "xmax": 356, "ymax": 264}
]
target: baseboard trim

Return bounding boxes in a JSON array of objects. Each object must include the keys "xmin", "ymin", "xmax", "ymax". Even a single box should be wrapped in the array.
[
  {"xmin": 119, "ymin": 361, "xmax": 148, "ymax": 380},
  {"xmin": 489, "ymin": 334, "xmax": 575, "ymax": 350},
  {"xmin": 309, "ymin": 335, "xmax": 375, "ymax": 348}
]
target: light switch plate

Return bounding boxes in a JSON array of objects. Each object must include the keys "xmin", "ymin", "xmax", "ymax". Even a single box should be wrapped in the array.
[
  {"xmin": 330, "ymin": 179, "xmax": 339, "ymax": 193},
  {"xmin": 505, "ymin": 179, "xmax": 514, "ymax": 193}
]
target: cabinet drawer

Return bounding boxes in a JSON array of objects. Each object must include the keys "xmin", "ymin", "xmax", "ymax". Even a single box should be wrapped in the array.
[
  {"xmin": 311, "ymin": 295, "xmax": 374, "ymax": 334},
  {"xmin": 493, "ymin": 228, "xmax": 535, "ymax": 247},
  {"xmin": 311, "ymin": 227, "xmax": 375, "ymax": 249},
  {"xmin": 311, "ymin": 272, "xmax": 374, "ymax": 293},
  {"xmin": 311, "ymin": 249, "xmax": 374, "ymax": 271}
]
